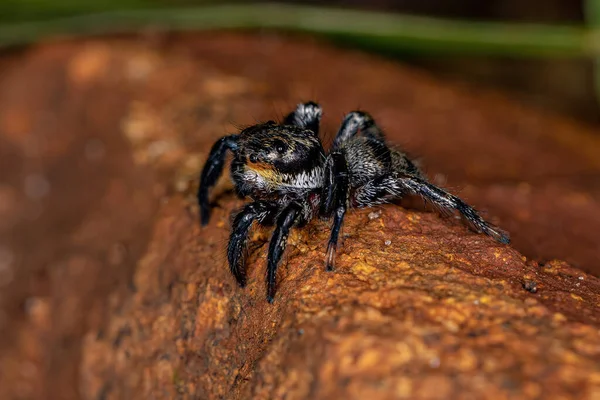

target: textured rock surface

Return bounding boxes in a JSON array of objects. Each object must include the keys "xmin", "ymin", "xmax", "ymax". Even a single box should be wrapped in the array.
[
  {"xmin": 0, "ymin": 33, "xmax": 599, "ymax": 399},
  {"xmin": 82, "ymin": 193, "xmax": 600, "ymax": 399},
  {"xmin": 81, "ymin": 195, "xmax": 600, "ymax": 399}
]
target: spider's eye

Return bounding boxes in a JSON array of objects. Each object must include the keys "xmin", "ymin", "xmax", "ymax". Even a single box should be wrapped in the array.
[
  {"xmin": 273, "ymin": 139, "xmax": 287, "ymax": 155},
  {"xmin": 249, "ymin": 154, "xmax": 258, "ymax": 163}
]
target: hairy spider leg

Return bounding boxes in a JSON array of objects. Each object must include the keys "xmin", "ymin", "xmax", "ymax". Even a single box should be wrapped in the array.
[
  {"xmin": 320, "ymin": 152, "xmax": 350, "ymax": 271},
  {"xmin": 354, "ymin": 174, "xmax": 510, "ymax": 244},
  {"xmin": 228, "ymin": 201, "xmax": 280, "ymax": 287},
  {"xmin": 197, "ymin": 135, "xmax": 239, "ymax": 225},
  {"xmin": 320, "ymin": 110, "xmax": 386, "ymax": 270},
  {"xmin": 319, "ymin": 154, "xmax": 336, "ymax": 217},
  {"xmin": 332, "ymin": 110, "xmax": 384, "ymax": 149},
  {"xmin": 283, "ymin": 101, "xmax": 323, "ymax": 134},
  {"xmin": 254, "ymin": 102, "xmax": 323, "ymax": 302},
  {"xmin": 266, "ymin": 200, "xmax": 313, "ymax": 303}
]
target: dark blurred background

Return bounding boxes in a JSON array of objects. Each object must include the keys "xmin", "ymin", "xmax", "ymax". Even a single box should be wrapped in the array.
[
  {"xmin": 323, "ymin": 0, "xmax": 595, "ymax": 123},
  {"xmin": 1, "ymin": 0, "xmax": 598, "ymax": 124}
]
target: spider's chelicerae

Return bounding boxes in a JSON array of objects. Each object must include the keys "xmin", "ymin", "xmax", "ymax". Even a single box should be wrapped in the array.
[{"xmin": 198, "ymin": 102, "xmax": 509, "ymax": 302}]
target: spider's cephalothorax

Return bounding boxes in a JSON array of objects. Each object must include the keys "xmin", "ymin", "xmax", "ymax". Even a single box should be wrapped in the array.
[{"xmin": 198, "ymin": 102, "xmax": 509, "ymax": 302}]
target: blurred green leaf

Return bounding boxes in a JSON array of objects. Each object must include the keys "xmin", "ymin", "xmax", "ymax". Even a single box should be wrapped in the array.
[
  {"xmin": 0, "ymin": 3, "xmax": 596, "ymax": 59},
  {"xmin": 0, "ymin": 0, "xmax": 155, "ymax": 23},
  {"xmin": 584, "ymin": 0, "xmax": 600, "ymax": 107}
]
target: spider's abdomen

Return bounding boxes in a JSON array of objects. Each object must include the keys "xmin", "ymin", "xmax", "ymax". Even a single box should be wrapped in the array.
[
  {"xmin": 390, "ymin": 149, "xmax": 426, "ymax": 180},
  {"xmin": 343, "ymin": 136, "xmax": 392, "ymax": 187}
]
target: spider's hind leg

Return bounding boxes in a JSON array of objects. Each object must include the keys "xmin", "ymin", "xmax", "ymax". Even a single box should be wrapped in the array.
[
  {"xmin": 284, "ymin": 101, "xmax": 322, "ymax": 135},
  {"xmin": 354, "ymin": 174, "xmax": 510, "ymax": 244},
  {"xmin": 333, "ymin": 110, "xmax": 385, "ymax": 149}
]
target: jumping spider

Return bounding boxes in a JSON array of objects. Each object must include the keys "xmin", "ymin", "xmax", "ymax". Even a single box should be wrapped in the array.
[{"xmin": 198, "ymin": 102, "xmax": 509, "ymax": 302}]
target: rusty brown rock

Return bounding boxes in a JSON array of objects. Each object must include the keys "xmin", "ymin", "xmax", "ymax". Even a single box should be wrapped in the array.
[
  {"xmin": 81, "ymin": 196, "xmax": 600, "ymax": 399},
  {"xmin": 1, "ymin": 33, "xmax": 599, "ymax": 399}
]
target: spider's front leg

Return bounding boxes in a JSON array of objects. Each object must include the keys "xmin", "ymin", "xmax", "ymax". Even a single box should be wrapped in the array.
[
  {"xmin": 355, "ymin": 174, "xmax": 510, "ymax": 244},
  {"xmin": 228, "ymin": 200, "xmax": 279, "ymax": 287},
  {"xmin": 197, "ymin": 135, "xmax": 238, "ymax": 225},
  {"xmin": 320, "ymin": 151, "xmax": 350, "ymax": 271},
  {"xmin": 266, "ymin": 199, "xmax": 313, "ymax": 303}
]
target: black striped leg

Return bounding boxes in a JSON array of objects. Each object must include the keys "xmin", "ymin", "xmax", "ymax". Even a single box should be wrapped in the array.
[
  {"xmin": 319, "ymin": 151, "xmax": 350, "ymax": 271},
  {"xmin": 228, "ymin": 201, "xmax": 279, "ymax": 288},
  {"xmin": 283, "ymin": 101, "xmax": 323, "ymax": 135},
  {"xmin": 354, "ymin": 174, "xmax": 510, "ymax": 244},
  {"xmin": 197, "ymin": 135, "xmax": 238, "ymax": 225},
  {"xmin": 266, "ymin": 200, "xmax": 312, "ymax": 303}
]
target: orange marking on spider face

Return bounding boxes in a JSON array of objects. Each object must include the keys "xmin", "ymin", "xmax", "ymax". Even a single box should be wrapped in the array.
[
  {"xmin": 246, "ymin": 162, "xmax": 281, "ymax": 183},
  {"xmin": 247, "ymin": 161, "xmax": 273, "ymax": 171}
]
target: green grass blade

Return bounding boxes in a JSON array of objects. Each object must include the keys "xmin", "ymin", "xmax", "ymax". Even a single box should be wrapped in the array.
[
  {"xmin": 585, "ymin": 0, "xmax": 600, "ymax": 107},
  {"xmin": 0, "ymin": 3, "xmax": 597, "ymax": 58}
]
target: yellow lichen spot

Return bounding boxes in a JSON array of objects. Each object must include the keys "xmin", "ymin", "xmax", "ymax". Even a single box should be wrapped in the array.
[
  {"xmin": 395, "ymin": 261, "xmax": 411, "ymax": 271},
  {"xmin": 194, "ymin": 294, "xmax": 229, "ymax": 336},
  {"xmin": 185, "ymin": 283, "xmax": 197, "ymax": 302},
  {"xmin": 455, "ymin": 349, "xmax": 477, "ymax": 371},
  {"xmin": 441, "ymin": 320, "xmax": 459, "ymax": 332},
  {"xmin": 407, "ymin": 214, "xmax": 421, "ymax": 223},
  {"xmin": 493, "ymin": 250, "xmax": 502, "ymax": 259},
  {"xmin": 553, "ymin": 313, "xmax": 567, "ymax": 323},
  {"xmin": 352, "ymin": 261, "xmax": 376, "ymax": 276},
  {"xmin": 479, "ymin": 296, "xmax": 492, "ymax": 305},
  {"xmin": 393, "ymin": 377, "xmax": 413, "ymax": 398},
  {"xmin": 392, "ymin": 342, "xmax": 414, "ymax": 365},
  {"xmin": 356, "ymin": 350, "xmax": 380, "ymax": 369},
  {"xmin": 570, "ymin": 293, "xmax": 583, "ymax": 302},
  {"xmin": 562, "ymin": 350, "xmax": 581, "ymax": 364}
]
